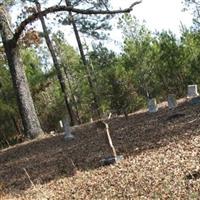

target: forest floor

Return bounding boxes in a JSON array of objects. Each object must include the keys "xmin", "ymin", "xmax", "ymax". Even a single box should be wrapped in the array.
[{"xmin": 1, "ymin": 98, "xmax": 200, "ymax": 199}]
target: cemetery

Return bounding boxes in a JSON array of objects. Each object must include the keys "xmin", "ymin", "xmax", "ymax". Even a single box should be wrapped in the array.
[
  {"xmin": 1, "ymin": 0, "xmax": 200, "ymax": 199},
  {"xmin": 1, "ymin": 85, "xmax": 200, "ymax": 199}
]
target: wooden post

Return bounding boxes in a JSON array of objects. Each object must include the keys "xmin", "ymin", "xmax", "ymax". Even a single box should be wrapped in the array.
[{"xmin": 96, "ymin": 120, "xmax": 117, "ymax": 158}]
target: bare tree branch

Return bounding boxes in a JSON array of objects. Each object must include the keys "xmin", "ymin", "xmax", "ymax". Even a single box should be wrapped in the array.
[
  {"xmin": 13, "ymin": 1, "xmax": 142, "ymax": 42},
  {"xmin": 129, "ymin": 0, "xmax": 142, "ymax": 9},
  {"xmin": 58, "ymin": 0, "xmax": 63, "ymax": 5}
]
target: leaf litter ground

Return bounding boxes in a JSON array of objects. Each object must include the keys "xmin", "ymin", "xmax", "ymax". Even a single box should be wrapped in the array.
[{"xmin": 1, "ymin": 98, "xmax": 200, "ymax": 199}]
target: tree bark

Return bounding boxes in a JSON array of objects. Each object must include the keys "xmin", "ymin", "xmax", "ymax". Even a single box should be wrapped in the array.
[
  {"xmin": 65, "ymin": 0, "xmax": 101, "ymax": 118},
  {"xmin": 0, "ymin": 1, "xmax": 141, "ymax": 137},
  {"xmin": 63, "ymin": 66, "xmax": 82, "ymax": 124},
  {"xmin": 35, "ymin": 1, "xmax": 75, "ymax": 126},
  {"xmin": 0, "ymin": 7, "xmax": 44, "ymax": 138}
]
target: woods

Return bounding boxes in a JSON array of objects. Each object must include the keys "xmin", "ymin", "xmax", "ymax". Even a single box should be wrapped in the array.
[
  {"xmin": 0, "ymin": 0, "xmax": 200, "ymax": 146},
  {"xmin": 0, "ymin": 0, "xmax": 141, "ymax": 142},
  {"xmin": 2, "ymin": 0, "xmax": 200, "ymax": 199}
]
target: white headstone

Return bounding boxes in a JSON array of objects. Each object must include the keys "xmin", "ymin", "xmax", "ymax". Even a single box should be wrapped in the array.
[
  {"xmin": 167, "ymin": 94, "xmax": 177, "ymax": 109},
  {"xmin": 108, "ymin": 112, "xmax": 112, "ymax": 119},
  {"xmin": 59, "ymin": 120, "xmax": 63, "ymax": 128},
  {"xmin": 187, "ymin": 85, "xmax": 199, "ymax": 97},
  {"xmin": 62, "ymin": 117, "xmax": 75, "ymax": 141},
  {"xmin": 148, "ymin": 98, "xmax": 158, "ymax": 113}
]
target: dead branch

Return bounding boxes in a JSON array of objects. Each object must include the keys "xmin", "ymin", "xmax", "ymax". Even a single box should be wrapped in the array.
[
  {"xmin": 13, "ymin": 1, "xmax": 142, "ymax": 42},
  {"xmin": 23, "ymin": 168, "xmax": 35, "ymax": 188},
  {"xmin": 97, "ymin": 120, "xmax": 117, "ymax": 158}
]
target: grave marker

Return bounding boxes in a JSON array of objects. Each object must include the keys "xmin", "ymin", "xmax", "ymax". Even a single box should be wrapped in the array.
[
  {"xmin": 62, "ymin": 117, "xmax": 75, "ymax": 141},
  {"xmin": 167, "ymin": 94, "xmax": 177, "ymax": 109},
  {"xmin": 148, "ymin": 98, "xmax": 158, "ymax": 113},
  {"xmin": 187, "ymin": 85, "xmax": 199, "ymax": 98},
  {"xmin": 59, "ymin": 120, "xmax": 63, "ymax": 128},
  {"xmin": 190, "ymin": 96, "xmax": 200, "ymax": 105}
]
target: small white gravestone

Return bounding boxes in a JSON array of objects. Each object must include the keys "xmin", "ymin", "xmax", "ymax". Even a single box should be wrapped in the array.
[
  {"xmin": 148, "ymin": 98, "xmax": 158, "ymax": 113},
  {"xmin": 59, "ymin": 120, "xmax": 63, "ymax": 128},
  {"xmin": 62, "ymin": 117, "xmax": 75, "ymax": 141},
  {"xmin": 187, "ymin": 85, "xmax": 199, "ymax": 97},
  {"xmin": 167, "ymin": 94, "xmax": 177, "ymax": 109}
]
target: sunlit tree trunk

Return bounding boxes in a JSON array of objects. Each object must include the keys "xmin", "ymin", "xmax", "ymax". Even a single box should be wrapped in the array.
[
  {"xmin": 0, "ymin": 6, "xmax": 44, "ymax": 138},
  {"xmin": 35, "ymin": 1, "xmax": 75, "ymax": 125},
  {"xmin": 65, "ymin": 0, "xmax": 101, "ymax": 118},
  {"xmin": 63, "ymin": 66, "xmax": 82, "ymax": 124}
]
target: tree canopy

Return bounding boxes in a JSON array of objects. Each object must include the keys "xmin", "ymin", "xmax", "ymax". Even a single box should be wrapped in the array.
[{"xmin": 2, "ymin": 0, "xmax": 200, "ymax": 146}]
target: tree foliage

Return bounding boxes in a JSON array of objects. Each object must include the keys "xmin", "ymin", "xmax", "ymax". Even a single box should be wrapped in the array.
[{"xmin": 3, "ymin": 3, "xmax": 200, "ymax": 147}]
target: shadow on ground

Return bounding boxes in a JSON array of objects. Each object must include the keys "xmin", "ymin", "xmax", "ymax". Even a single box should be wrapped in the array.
[{"xmin": 1, "ymin": 99, "xmax": 200, "ymax": 193}]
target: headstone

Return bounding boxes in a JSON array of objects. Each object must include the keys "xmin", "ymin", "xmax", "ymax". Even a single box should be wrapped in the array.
[
  {"xmin": 148, "ymin": 98, "xmax": 158, "ymax": 113},
  {"xmin": 187, "ymin": 85, "xmax": 199, "ymax": 98},
  {"xmin": 167, "ymin": 94, "xmax": 177, "ymax": 109},
  {"xmin": 190, "ymin": 96, "xmax": 200, "ymax": 105},
  {"xmin": 59, "ymin": 120, "xmax": 63, "ymax": 128},
  {"xmin": 62, "ymin": 117, "xmax": 75, "ymax": 141},
  {"xmin": 108, "ymin": 112, "xmax": 112, "ymax": 119}
]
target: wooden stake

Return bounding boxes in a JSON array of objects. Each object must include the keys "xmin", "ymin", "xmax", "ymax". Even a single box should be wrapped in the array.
[
  {"xmin": 23, "ymin": 168, "xmax": 35, "ymax": 188},
  {"xmin": 102, "ymin": 121, "xmax": 117, "ymax": 158}
]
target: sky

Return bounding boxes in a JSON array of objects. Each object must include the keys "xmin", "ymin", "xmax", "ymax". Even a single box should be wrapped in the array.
[
  {"xmin": 111, "ymin": 0, "xmax": 193, "ymax": 35},
  {"xmin": 11, "ymin": 0, "xmax": 194, "ymax": 52},
  {"xmin": 105, "ymin": 0, "xmax": 194, "ymax": 51},
  {"xmin": 69, "ymin": 0, "xmax": 194, "ymax": 52}
]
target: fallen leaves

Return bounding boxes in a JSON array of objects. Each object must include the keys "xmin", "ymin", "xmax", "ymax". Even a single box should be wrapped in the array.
[{"xmin": 1, "ymin": 98, "xmax": 200, "ymax": 199}]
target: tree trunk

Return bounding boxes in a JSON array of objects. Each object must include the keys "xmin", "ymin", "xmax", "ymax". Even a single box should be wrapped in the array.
[
  {"xmin": 35, "ymin": 1, "xmax": 75, "ymax": 126},
  {"xmin": 65, "ymin": 0, "xmax": 101, "ymax": 118},
  {"xmin": 0, "ymin": 7, "xmax": 44, "ymax": 138},
  {"xmin": 63, "ymin": 66, "xmax": 82, "ymax": 124}
]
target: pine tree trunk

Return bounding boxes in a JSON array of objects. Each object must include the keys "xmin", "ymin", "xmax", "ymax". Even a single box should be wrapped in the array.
[
  {"xmin": 63, "ymin": 66, "xmax": 82, "ymax": 124},
  {"xmin": 35, "ymin": 1, "xmax": 75, "ymax": 126},
  {"xmin": 65, "ymin": 0, "xmax": 101, "ymax": 118},
  {"xmin": 0, "ymin": 6, "xmax": 44, "ymax": 138}
]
